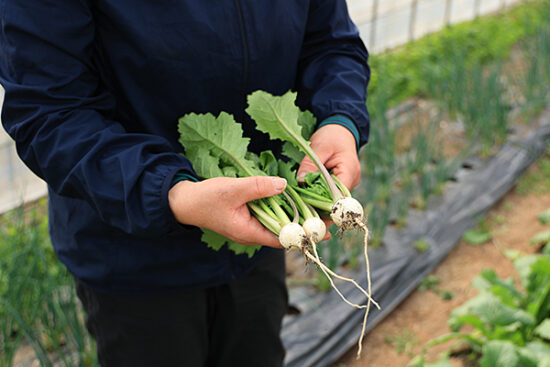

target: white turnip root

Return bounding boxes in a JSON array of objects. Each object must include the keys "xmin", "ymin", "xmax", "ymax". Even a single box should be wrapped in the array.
[
  {"xmin": 330, "ymin": 196, "xmax": 365, "ymax": 230},
  {"xmin": 279, "ymin": 222, "xmax": 308, "ymax": 251},
  {"xmin": 302, "ymin": 217, "xmax": 326, "ymax": 244}
]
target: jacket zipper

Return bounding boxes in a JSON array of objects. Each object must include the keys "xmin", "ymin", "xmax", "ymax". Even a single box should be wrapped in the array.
[{"xmin": 234, "ymin": 0, "xmax": 249, "ymax": 101}]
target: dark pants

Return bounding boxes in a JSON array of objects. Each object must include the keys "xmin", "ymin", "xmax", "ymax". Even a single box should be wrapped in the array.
[{"xmin": 75, "ymin": 250, "xmax": 288, "ymax": 367}]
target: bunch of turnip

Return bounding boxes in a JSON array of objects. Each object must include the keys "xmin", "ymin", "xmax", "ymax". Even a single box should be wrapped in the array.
[{"xmin": 178, "ymin": 90, "xmax": 377, "ymax": 359}]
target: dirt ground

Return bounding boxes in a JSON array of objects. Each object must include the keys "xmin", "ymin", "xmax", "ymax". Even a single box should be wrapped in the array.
[{"xmin": 335, "ymin": 161, "xmax": 550, "ymax": 367}]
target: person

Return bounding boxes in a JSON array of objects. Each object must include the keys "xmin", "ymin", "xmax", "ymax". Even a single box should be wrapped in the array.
[{"xmin": 0, "ymin": 1, "xmax": 370, "ymax": 366}]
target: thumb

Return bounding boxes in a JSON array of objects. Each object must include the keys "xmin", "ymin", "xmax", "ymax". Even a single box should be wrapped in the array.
[{"xmin": 234, "ymin": 176, "xmax": 287, "ymax": 203}]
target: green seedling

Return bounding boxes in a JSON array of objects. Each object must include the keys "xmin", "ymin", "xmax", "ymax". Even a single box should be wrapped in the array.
[
  {"xmin": 463, "ymin": 219, "xmax": 492, "ymax": 246},
  {"xmin": 385, "ymin": 329, "xmax": 420, "ymax": 356}
]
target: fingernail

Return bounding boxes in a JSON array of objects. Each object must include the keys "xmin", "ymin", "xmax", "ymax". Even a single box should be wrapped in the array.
[{"xmin": 271, "ymin": 177, "xmax": 287, "ymax": 192}]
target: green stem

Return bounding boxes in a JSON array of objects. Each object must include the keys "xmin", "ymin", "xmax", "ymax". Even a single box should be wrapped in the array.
[
  {"xmin": 268, "ymin": 197, "xmax": 290, "ymax": 225},
  {"xmin": 306, "ymin": 202, "xmax": 320, "ymax": 219},
  {"xmin": 235, "ymin": 164, "xmax": 289, "ymax": 226},
  {"xmin": 292, "ymin": 185, "xmax": 333, "ymax": 203},
  {"xmin": 301, "ymin": 196, "xmax": 333, "ymax": 212},
  {"xmin": 248, "ymin": 203, "xmax": 281, "ymax": 234},
  {"xmin": 283, "ymin": 191, "xmax": 300, "ymax": 224},
  {"xmin": 258, "ymin": 199, "xmax": 278, "ymax": 220},
  {"xmin": 286, "ymin": 186, "xmax": 314, "ymax": 220}
]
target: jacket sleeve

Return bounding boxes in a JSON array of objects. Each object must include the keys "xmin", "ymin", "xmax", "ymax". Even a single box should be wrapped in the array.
[
  {"xmin": 0, "ymin": 1, "xmax": 195, "ymax": 236},
  {"xmin": 296, "ymin": 0, "xmax": 371, "ymax": 148}
]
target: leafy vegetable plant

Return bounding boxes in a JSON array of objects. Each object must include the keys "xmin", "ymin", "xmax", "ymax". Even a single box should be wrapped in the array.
[{"xmin": 409, "ymin": 251, "xmax": 550, "ymax": 367}]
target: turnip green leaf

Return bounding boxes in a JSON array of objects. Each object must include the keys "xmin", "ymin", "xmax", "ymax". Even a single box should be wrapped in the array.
[
  {"xmin": 534, "ymin": 318, "xmax": 550, "ymax": 340},
  {"xmin": 538, "ymin": 207, "xmax": 550, "ymax": 225}
]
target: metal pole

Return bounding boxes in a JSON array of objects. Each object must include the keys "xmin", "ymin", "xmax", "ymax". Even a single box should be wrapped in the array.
[
  {"xmin": 444, "ymin": 0, "xmax": 453, "ymax": 25},
  {"xmin": 409, "ymin": 0, "xmax": 419, "ymax": 42},
  {"xmin": 369, "ymin": 0, "xmax": 379, "ymax": 51}
]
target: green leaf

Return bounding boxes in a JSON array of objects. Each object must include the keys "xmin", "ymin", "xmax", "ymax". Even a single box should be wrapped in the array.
[
  {"xmin": 201, "ymin": 229, "xmax": 260, "ymax": 258},
  {"xmin": 281, "ymin": 143, "xmax": 305, "ymax": 165},
  {"xmin": 530, "ymin": 229, "xmax": 550, "ymax": 245},
  {"xmin": 304, "ymin": 171, "xmax": 322, "ymax": 186},
  {"xmin": 538, "ymin": 207, "xmax": 550, "ymax": 224},
  {"xmin": 535, "ymin": 318, "xmax": 550, "ymax": 340},
  {"xmin": 302, "ymin": 172, "xmax": 331, "ymax": 199},
  {"xmin": 277, "ymin": 161, "xmax": 298, "ymax": 187},
  {"xmin": 179, "ymin": 112, "xmax": 265, "ymax": 257},
  {"xmin": 472, "ymin": 269, "xmax": 523, "ymax": 306},
  {"xmin": 425, "ymin": 359, "xmax": 453, "ymax": 367},
  {"xmin": 503, "ymin": 249, "xmax": 523, "ymax": 261},
  {"xmin": 298, "ymin": 109, "xmax": 316, "ymax": 140},
  {"xmin": 526, "ymin": 341, "xmax": 550, "ymax": 367},
  {"xmin": 259, "ymin": 151, "xmax": 278, "ymax": 176},
  {"xmin": 480, "ymin": 341, "xmax": 519, "ymax": 367},
  {"xmin": 227, "ymin": 241, "xmax": 261, "ymax": 257},
  {"xmin": 245, "ymin": 151, "xmax": 261, "ymax": 168},
  {"xmin": 413, "ymin": 240, "xmax": 430, "ymax": 252},
  {"xmin": 516, "ymin": 346, "xmax": 543, "ymax": 367},
  {"xmin": 184, "ymin": 146, "xmax": 224, "ymax": 178},
  {"xmin": 514, "ymin": 254, "xmax": 540, "ymax": 289},
  {"xmin": 419, "ymin": 275, "xmax": 440, "ymax": 292},
  {"xmin": 246, "ymin": 90, "xmax": 315, "ymax": 167},
  {"xmin": 281, "ymin": 109, "xmax": 317, "ymax": 164},
  {"xmin": 406, "ymin": 355, "xmax": 425, "ymax": 367},
  {"xmin": 523, "ymin": 257, "xmax": 550, "ymax": 323},
  {"xmin": 222, "ymin": 166, "xmax": 237, "ymax": 178},
  {"xmin": 449, "ymin": 292, "xmax": 535, "ymax": 333},
  {"xmin": 463, "ymin": 228, "xmax": 492, "ymax": 245},
  {"xmin": 449, "ymin": 314, "xmax": 488, "ymax": 335},
  {"xmin": 201, "ymin": 229, "xmax": 227, "ymax": 252},
  {"xmin": 178, "ymin": 112, "xmax": 259, "ymax": 178}
]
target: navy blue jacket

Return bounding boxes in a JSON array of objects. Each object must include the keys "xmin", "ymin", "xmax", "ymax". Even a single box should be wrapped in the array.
[{"xmin": 0, "ymin": 0, "xmax": 370, "ymax": 294}]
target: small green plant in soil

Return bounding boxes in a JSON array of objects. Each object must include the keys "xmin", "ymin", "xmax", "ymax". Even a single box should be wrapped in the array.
[
  {"xmin": 539, "ymin": 207, "xmax": 550, "ymax": 225},
  {"xmin": 418, "ymin": 275, "xmax": 455, "ymax": 301},
  {"xmin": 413, "ymin": 239, "xmax": 430, "ymax": 252},
  {"xmin": 463, "ymin": 219, "xmax": 493, "ymax": 246},
  {"xmin": 530, "ymin": 229, "xmax": 550, "ymax": 248},
  {"xmin": 408, "ymin": 251, "xmax": 550, "ymax": 367},
  {"xmin": 386, "ymin": 329, "xmax": 420, "ymax": 357}
]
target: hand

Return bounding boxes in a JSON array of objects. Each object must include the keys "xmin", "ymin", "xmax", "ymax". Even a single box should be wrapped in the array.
[
  {"xmin": 169, "ymin": 176, "xmax": 287, "ymax": 248},
  {"xmin": 297, "ymin": 124, "xmax": 361, "ymax": 190}
]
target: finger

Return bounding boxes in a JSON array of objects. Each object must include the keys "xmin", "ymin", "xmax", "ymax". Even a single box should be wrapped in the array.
[
  {"xmin": 333, "ymin": 171, "xmax": 354, "ymax": 191},
  {"xmin": 321, "ymin": 218, "xmax": 333, "ymax": 228},
  {"xmin": 233, "ymin": 176, "xmax": 287, "ymax": 203},
  {"xmin": 332, "ymin": 160, "xmax": 361, "ymax": 190}
]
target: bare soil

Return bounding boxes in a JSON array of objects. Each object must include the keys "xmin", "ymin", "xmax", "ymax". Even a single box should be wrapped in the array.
[{"xmin": 335, "ymin": 161, "xmax": 550, "ymax": 367}]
